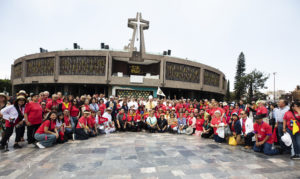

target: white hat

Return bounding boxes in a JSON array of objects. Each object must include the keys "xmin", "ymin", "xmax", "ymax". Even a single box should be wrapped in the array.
[
  {"xmin": 109, "ymin": 96, "xmax": 114, "ymax": 99},
  {"xmin": 172, "ymin": 107, "xmax": 176, "ymax": 110},
  {"xmin": 214, "ymin": 110, "xmax": 221, "ymax": 114},
  {"xmin": 149, "ymin": 95, "xmax": 153, "ymax": 100},
  {"xmin": 281, "ymin": 132, "xmax": 292, "ymax": 147}
]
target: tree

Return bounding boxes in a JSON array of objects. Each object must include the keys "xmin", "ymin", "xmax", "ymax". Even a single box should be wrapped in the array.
[
  {"xmin": 234, "ymin": 52, "xmax": 246, "ymax": 101},
  {"xmin": 0, "ymin": 79, "xmax": 11, "ymax": 95},
  {"xmin": 225, "ymin": 80, "xmax": 231, "ymax": 102},
  {"xmin": 244, "ymin": 69, "xmax": 269, "ymax": 102}
]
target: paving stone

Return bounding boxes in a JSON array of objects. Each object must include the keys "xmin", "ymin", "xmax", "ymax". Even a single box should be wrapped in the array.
[{"xmin": 1, "ymin": 132, "xmax": 300, "ymax": 178}]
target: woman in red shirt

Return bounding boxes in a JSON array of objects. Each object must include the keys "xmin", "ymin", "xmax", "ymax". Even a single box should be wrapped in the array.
[
  {"xmin": 195, "ymin": 115, "xmax": 205, "ymax": 136},
  {"xmin": 210, "ymin": 110, "xmax": 227, "ymax": 143},
  {"xmin": 283, "ymin": 102, "xmax": 300, "ymax": 159},
  {"xmin": 98, "ymin": 99, "xmax": 106, "ymax": 116},
  {"xmin": 34, "ymin": 112, "xmax": 58, "ymax": 148},
  {"xmin": 69, "ymin": 99, "xmax": 80, "ymax": 132},
  {"xmin": 25, "ymin": 93, "xmax": 43, "ymax": 144},
  {"xmin": 63, "ymin": 109, "xmax": 73, "ymax": 140},
  {"xmin": 75, "ymin": 111, "xmax": 90, "ymax": 140}
]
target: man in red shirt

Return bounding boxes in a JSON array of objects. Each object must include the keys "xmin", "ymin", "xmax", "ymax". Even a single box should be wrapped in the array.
[
  {"xmin": 253, "ymin": 114, "xmax": 279, "ymax": 155},
  {"xmin": 46, "ymin": 94, "xmax": 59, "ymax": 113}
]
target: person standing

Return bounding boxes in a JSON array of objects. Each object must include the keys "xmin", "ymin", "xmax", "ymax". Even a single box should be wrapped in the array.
[
  {"xmin": 24, "ymin": 93, "xmax": 43, "ymax": 144},
  {"xmin": 0, "ymin": 95, "xmax": 26, "ymax": 151},
  {"xmin": 283, "ymin": 101, "xmax": 300, "ymax": 159},
  {"xmin": 0, "ymin": 93, "xmax": 8, "ymax": 141},
  {"xmin": 274, "ymin": 100, "xmax": 290, "ymax": 152}
]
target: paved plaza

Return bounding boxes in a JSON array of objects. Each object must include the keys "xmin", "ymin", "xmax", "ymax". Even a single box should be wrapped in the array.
[{"xmin": 0, "ymin": 132, "xmax": 300, "ymax": 179}]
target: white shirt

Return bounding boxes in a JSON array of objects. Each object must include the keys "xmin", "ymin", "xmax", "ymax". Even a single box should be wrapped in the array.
[
  {"xmin": 275, "ymin": 106, "xmax": 290, "ymax": 123},
  {"xmin": 0, "ymin": 105, "xmax": 24, "ymax": 123},
  {"xmin": 102, "ymin": 112, "xmax": 112, "ymax": 122},
  {"xmin": 128, "ymin": 101, "xmax": 138, "ymax": 110}
]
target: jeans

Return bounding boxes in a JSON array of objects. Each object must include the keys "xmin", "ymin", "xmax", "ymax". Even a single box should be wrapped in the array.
[
  {"xmin": 253, "ymin": 142, "xmax": 279, "ymax": 155},
  {"xmin": 277, "ymin": 123, "xmax": 288, "ymax": 151},
  {"xmin": 287, "ymin": 128, "xmax": 300, "ymax": 156},
  {"xmin": 71, "ymin": 117, "xmax": 78, "ymax": 132},
  {"xmin": 34, "ymin": 133, "xmax": 56, "ymax": 147}
]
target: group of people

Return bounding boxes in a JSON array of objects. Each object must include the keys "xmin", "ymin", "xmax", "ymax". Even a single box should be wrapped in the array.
[{"xmin": 0, "ymin": 90, "xmax": 300, "ymax": 159}]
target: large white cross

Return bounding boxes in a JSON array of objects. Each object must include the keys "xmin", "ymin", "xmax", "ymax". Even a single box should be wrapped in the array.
[{"xmin": 128, "ymin": 13, "xmax": 149, "ymax": 52}]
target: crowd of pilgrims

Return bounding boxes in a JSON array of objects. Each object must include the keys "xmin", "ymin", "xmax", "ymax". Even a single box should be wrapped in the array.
[{"xmin": 0, "ymin": 90, "xmax": 300, "ymax": 159}]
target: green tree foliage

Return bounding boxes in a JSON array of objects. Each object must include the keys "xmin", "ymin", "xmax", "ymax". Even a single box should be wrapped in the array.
[
  {"xmin": 225, "ymin": 80, "xmax": 231, "ymax": 102},
  {"xmin": 244, "ymin": 69, "xmax": 269, "ymax": 102},
  {"xmin": 234, "ymin": 52, "xmax": 246, "ymax": 101},
  {"xmin": 0, "ymin": 79, "xmax": 11, "ymax": 95}
]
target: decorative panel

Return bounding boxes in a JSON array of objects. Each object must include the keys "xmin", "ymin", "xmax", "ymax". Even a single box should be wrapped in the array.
[
  {"xmin": 204, "ymin": 70, "xmax": 220, "ymax": 87},
  {"xmin": 166, "ymin": 62, "xmax": 200, "ymax": 83},
  {"xmin": 26, "ymin": 58, "xmax": 54, "ymax": 77},
  {"xmin": 116, "ymin": 89, "xmax": 153, "ymax": 99},
  {"xmin": 60, "ymin": 56, "xmax": 106, "ymax": 75},
  {"xmin": 14, "ymin": 63, "xmax": 22, "ymax": 79}
]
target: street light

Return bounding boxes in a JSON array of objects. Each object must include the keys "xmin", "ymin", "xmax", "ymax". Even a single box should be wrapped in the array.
[{"xmin": 273, "ymin": 72, "xmax": 277, "ymax": 102}]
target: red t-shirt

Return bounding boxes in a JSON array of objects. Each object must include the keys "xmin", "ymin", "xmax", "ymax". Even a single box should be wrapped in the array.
[
  {"xmin": 196, "ymin": 118, "xmax": 205, "ymax": 131},
  {"xmin": 211, "ymin": 117, "xmax": 227, "ymax": 135},
  {"xmin": 76, "ymin": 116, "xmax": 88, "ymax": 128},
  {"xmin": 232, "ymin": 108, "xmax": 243, "ymax": 116},
  {"xmin": 46, "ymin": 100, "xmax": 59, "ymax": 110},
  {"xmin": 87, "ymin": 116, "xmax": 96, "ymax": 128},
  {"xmin": 127, "ymin": 115, "xmax": 135, "ymax": 122},
  {"xmin": 35, "ymin": 120, "xmax": 56, "ymax": 134},
  {"xmin": 83, "ymin": 105, "xmax": 90, "ymax": 112},
  {"xmin": 99, "ymin": 104, "xmax": 106, "ymax": 115},
  {"xmin": 64, "ymin": 116, "xmax": 71, "ymax": 126},
  {"xmin": 62, "ymin": 102, "xmax": 70, "ymax": 112},
  {"xmin": 254, "ymin": 122, "xmax": 273, "ymax": 144},
  {"xmin": 256, "ymin": 106, "xmax": 268, "ymax": 116},
  {"xmin": 25, "ymin": 102, "xmax": 43, "ymax": 125},
  {"xmin": 70, "ymin": 105, "xmax": 80, "ymax": 117},
  {"xmin": 283, "ymin": 111, "xmax": 300, "ymax": 132}
]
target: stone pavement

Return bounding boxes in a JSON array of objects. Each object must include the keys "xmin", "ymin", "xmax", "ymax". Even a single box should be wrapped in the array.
[{"xmin": 1, "ymin": 132, "xmax": 300, "ymax": 179}]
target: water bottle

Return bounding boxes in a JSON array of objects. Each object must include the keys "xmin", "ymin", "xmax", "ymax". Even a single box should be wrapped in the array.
[{"xmin": 290, "ymin": 120, "xmax": 293, "ymax": 127}]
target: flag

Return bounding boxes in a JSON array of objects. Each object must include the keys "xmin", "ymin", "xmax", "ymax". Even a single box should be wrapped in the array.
[
  {"xmin": 293, "ymin": 120, "xmax": 299, "ymax": 135},
  {"xmin": 157, "ymin": 87, "xmax": 165, "ymax": 97}
]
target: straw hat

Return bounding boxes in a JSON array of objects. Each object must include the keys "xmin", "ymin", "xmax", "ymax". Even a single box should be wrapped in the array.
[{"xmin": 0, "ymin": 93, "xmax": 8, "ymax": 100}]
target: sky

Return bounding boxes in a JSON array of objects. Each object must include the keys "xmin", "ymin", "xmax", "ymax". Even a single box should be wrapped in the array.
[{"xmin": 0, "ymin": 0, "xmax": 299, "ymax": 92}]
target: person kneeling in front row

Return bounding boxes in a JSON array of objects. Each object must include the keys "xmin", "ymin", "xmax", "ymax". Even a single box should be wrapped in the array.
[
  {"xmin": 34, "ymin": 112, "xmax": 58, "ymax": 149},
  {"xmin": 75, "ymin": 111, "xmax": 90, "ymax": 140},
  {"xmin": 146, "ymin": 110, "xmax": 157, "ymax": 133},
  {"xmin": 253, "ymin": 114, "xmax": 279, "ymax": 155}
]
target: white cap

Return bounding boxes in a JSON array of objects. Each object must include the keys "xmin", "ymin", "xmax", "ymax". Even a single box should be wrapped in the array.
[
  {"xmin": 214, "ymin": 110, "xmax": 221, "ymax": 114},
  {"xmin": 281, "ymin": 132, "xmax": 292, "ymax": 147},
  {"xmin": 149, "ymin": 95, "xmax": 153, "ymax": 100}
]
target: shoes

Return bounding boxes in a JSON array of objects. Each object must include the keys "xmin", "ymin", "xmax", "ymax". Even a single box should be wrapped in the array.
[
  {"xmin": 291, "ymin": 155, "xmax": 300, "ymax": 160},
  {"xmin": 36, "ymin": 142, "xmax": 45, "ymax": 149},
  {"xmin": 4, "ymin": 144, "xmax": 9, "ymax": 152},
  {"xmin": 13, "ymin": 143, "xmax": 22, "ymax": 149}
]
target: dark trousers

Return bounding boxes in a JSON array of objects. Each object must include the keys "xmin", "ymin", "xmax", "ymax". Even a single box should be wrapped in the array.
[
  {"xmin": 201, "ymin": 129, "xmax": 213, "ymax": 138},
  {"xmin": 214, "ymin": 134, "xmax": 225, "ymax": 143},
  {"xmin": 245, "ymin": 132, "xmax": 255, "ymax": 146},
  {"xmin": 19, "ymin": 125, "xmax": 25, "ymax": 139},
  {"xmin": 1, "ymin": 126, "xmax": 21, "ymax": 146},
  {"xmin": 157, "ymin": 125, "xmax": 168, "ymax": 133},
  {"xmin": 117, "ymin": 120, "xmax": 126, "ymax": 131},
  {"xmin": 27, "ymin": 124, "xmax": 41, "ymax": 144},
  {"xmin": 75, "ymin": 128, "xmax": 89, "ymax": 140}
]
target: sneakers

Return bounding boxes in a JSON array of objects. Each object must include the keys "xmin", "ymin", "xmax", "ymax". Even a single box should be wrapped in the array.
[
  {"xmin": 36, "ymin": 142, "xmax": 45, "ymax": 149},
  {"xmin": 13, "ymin": 143, "xmax": 22, "ymax": 149},
  {"xmin": 291, "ymin": 155, "xmax": 300, "ymax": 160}
]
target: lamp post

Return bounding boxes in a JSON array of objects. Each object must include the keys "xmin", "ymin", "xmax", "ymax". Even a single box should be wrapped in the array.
[{"xmin": 273, "ymin": 72, "xmax": 276, "ymax": 102}]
